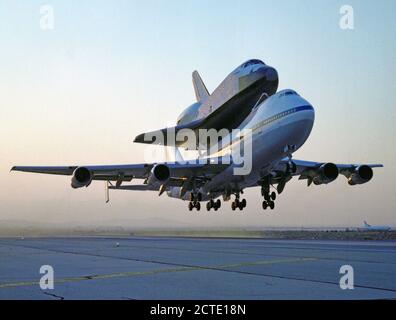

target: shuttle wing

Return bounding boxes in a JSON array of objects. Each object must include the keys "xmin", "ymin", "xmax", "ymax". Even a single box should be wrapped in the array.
[
  {"xmin": 134, "ymin": 75, "xmax": 272, "ymax": 149},
  {"xmin": 133, "ymin": 119, "xmax": 205, "ymax": 148}
]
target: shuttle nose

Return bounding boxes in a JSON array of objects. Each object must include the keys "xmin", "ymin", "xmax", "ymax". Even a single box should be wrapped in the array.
[
  {"xmin": 265, "ymin": 67, "xmax": 278, "ymax": 82},
  {"xmin": 256, "ymin": 66, "xmax": 278, "ymax": 82},
  {"xmin": 249, "ymin": 66, "xmax": 279, "ymax": 96}
]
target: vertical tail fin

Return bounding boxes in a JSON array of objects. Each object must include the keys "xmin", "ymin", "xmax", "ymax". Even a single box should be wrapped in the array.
[
  {"xmin": 192, "ymin": 71, "xmax": 210, "ymax": 102},
  {"xmin": 364, "ymin": 221, "xmax": 370, "ymax": 227}
]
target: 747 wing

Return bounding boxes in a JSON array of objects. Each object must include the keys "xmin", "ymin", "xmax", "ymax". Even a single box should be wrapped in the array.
[
  {"xmin": 11, "ymin": 161, "xmax": 229, "ymax": 195},
  {"xmin": 270, "ymin": 159, "xmax": 383, "ymax": 194}
]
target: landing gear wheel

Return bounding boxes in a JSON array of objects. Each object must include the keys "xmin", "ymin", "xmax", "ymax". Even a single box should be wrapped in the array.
[
  {"xmin": 238, "ymin": 203, "xmax": 244, "ymax": 211},
  {"xmin": 269, "ymin": 201, "xmax": 275, "ymax": 210},
  {"xmin": 196, "ymin": 202, "xmax": 201, "ymax": 211},
  {"xmin": 241, "ymin": 199, "xmax": 247, "ymax": 208},
  {"xmin": 270, "ymin": 192, "xmax": 277, "ymax": 201},
  {"xmin": 262, "ymin": 201, "xmax": 268, "ymax": 210},
  {"xmin": 206, "ymin": 202, "xmax": 211, "ymax": 211},
  {"xmin": 231, "ymin": 202, "xmax": 237, "ymax": 211},
  {"xmin": 216, "ymin": 199, "xmax": 221, "ymax": 209},
  {"xmin": 188, "ymin": 202, "xmax": 194, "ymax": 211}
]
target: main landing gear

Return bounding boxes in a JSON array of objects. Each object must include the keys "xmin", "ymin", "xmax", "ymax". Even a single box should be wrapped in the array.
[
  {"xmin": 261, "ymin": 188, "xmax": 276, "ymax": 210},
  {"xmin": 231, "ymin": 193, "xmax": 247, "ymax": 211},
  {"xmin": 206, "ymin": 199, "xmax": 221, "ymax": 211},
  {"xmin": 188, "ymin": 192, "xmax": 202, "ymax": 211},
  {"xmin": 188, "ymin": 193, "xmax": 223, "ymax": 212}
]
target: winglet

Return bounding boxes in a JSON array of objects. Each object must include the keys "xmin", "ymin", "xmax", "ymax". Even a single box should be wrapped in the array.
[{"xmin": 192, "ymin": 71, "xmax": 209, "ymax": 102}]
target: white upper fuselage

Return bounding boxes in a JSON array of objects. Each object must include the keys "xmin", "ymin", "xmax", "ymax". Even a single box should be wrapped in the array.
[{"xmin": 169, "ymin": 89, "xmax": 315, "ymax": 200}]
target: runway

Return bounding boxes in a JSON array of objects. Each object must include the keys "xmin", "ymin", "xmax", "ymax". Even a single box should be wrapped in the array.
[{"xmin": 0, "ymin": 236, "xmax": 395, "ymax": 300}]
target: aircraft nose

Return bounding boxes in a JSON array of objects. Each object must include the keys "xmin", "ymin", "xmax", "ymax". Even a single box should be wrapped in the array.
[
  {"xmin": 265, "ymin": 67, "xmax": 278, "ymax": 82},
  {"xmin": 255, "ymin": 66, "xmax": 278, "ymax": 82}
]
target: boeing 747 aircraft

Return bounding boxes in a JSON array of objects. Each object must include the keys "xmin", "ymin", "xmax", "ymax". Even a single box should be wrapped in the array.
[
  {"xmin": 12, "ymin": 59, "xmax": 383, "ymax": 211},
  {"xmin": 358, "ymin": 221, "xmax": 391, "ymax": 232}
]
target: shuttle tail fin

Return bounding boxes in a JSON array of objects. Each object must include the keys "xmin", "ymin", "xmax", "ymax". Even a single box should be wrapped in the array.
[{"xmin": 192, "ymin": 71, "xmax": 210, "ymax": 102}]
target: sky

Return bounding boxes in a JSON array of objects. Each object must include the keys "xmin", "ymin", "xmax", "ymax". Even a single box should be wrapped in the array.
[{"xmin": 0, "ymin": 0, "xmax": 395, "ymax": 229}]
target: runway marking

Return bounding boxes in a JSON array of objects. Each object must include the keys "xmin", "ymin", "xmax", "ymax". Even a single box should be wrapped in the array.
[
  {"xmin": 0, "ymin": 257, "xmax": 315, "ymax": 289},
  {"xmin": 216, "ymin": 257, "xmax": 317, "ymax": 269}
]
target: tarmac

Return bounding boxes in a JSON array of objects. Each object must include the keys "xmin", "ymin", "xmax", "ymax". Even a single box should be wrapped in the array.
[{"xmin": 0, "ymin": 236, "xmax": 395, "ymax": 300}]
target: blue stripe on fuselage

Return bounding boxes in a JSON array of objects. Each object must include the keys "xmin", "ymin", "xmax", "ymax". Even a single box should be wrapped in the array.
[{"xmin": 251, "ymin": 104, "xmax": 314, "ymax": 133}]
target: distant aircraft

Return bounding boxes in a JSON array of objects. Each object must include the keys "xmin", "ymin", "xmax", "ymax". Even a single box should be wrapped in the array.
[
  {"xmin": 12, "ymin": 59, "xmax": 383, "ymax": 212},
  {"xmin": 359, "ymin": 221, "xmax": 391, "ymax": 232}
]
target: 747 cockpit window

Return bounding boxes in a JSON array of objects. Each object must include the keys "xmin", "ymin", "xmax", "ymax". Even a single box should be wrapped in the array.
[{"xmin": 279, "ymin": 90, "xmax": 298, "ymax": 98}]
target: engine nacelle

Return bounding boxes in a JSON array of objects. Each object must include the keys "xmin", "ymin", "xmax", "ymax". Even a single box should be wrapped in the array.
[
  {"xmin": 71, "ymin": 167, "xmax": 93, "ymax": 189},
  {"xmin": 147, "ymin": 164, "xmax": 170, "ymax": 186},
  {"xmin": 348, "ymin": 165, "xmax": 373, "ymax": 185},
  {"xmin": 312, "ymin": 163, "xmax": 339, "ymax": 185},
  {"xmin": 165, "ymin": 186, "xmax": 189, "ymax": 200}
]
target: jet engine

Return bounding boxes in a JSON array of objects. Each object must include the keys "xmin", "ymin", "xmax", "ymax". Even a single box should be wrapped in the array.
[
  {"xmin": 312, "ymin": 163, "xmax": 339, "ymax": 185},
  {"xmin": 71, "ymin": 167, "xmax": 93, "ymax": 189},
  {"xmin": 147, "ymin": 164, "xmax": 170, "ymax": 186},
  {"xmin": 348, "ymin": 165, "xmax": 373, "ymax": 185}
]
